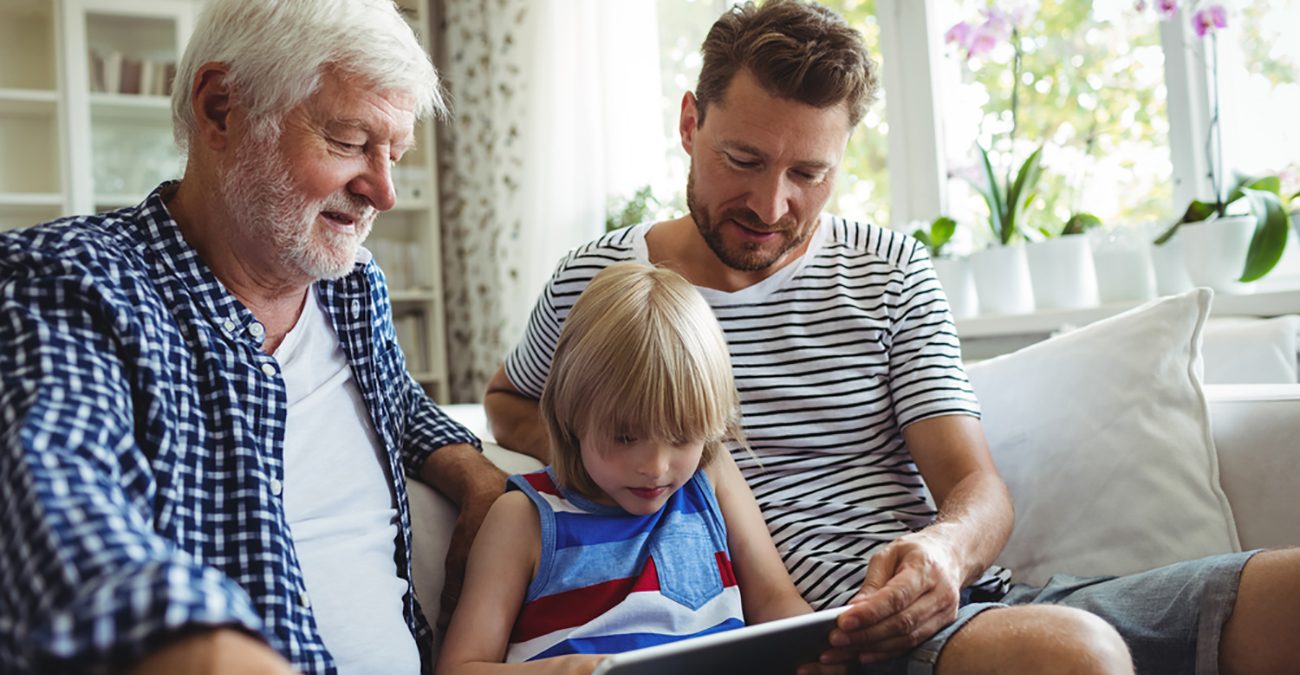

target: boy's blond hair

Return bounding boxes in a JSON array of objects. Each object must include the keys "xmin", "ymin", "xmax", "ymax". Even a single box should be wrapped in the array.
[{"xmin": 541, "ymin": 262, "xmax": 746, "ymax": 498}]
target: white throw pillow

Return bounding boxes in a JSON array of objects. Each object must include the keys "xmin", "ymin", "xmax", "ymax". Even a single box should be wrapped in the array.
[
  {"xmin": 966, "ymin": 289, "xmax": 1241, "ymax": 587},
  {"xmin": 1201, "ymin": 315, "xmax": 1299, "ymax": 384}
]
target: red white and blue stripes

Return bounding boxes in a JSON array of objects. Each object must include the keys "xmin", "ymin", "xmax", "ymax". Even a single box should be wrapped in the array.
[{"xmin": 505, "ymin": 469, "xmax": 744, "ymax": 662}]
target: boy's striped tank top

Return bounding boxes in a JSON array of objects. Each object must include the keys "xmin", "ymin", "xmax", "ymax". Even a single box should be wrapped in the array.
[{"xmin": 505, "ymin": 467, "xmax": 744, "ymax": 662}]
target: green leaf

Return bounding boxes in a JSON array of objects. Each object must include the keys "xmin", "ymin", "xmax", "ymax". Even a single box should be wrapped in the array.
[
  {"xmin": 930, "ymin": 216, "xmax": 956, "ymax": 249},
  {"xmin": 1004, "ymin": 146, "xmax": 1044, "ymax": 244},
  {"xmin": 973, "ymin": 145, "xmax": 1006, "ymax": 242},
  {"xmin": 1239, "ymin": 188, "xmax": 1290, "ymax": 282},
  {"xmin": 1153, "ymin": 220, "xmax": 1180, "ymax": 246},
  {"xmin": 1225, "ymin": 175, "xmax": 1281, "ymax": 207},
  {"xmin": 913, "ymin": 230, "xmax": 934, "ymax": 248},
  {"xmin": 1062, "ymin": 212, "xmax": 1102, "ymax": 236},
  {"xmin": 1178, "ymin": 199, "xmax": 1219, "ymax": 224},
  {"xmin": 1156, "ymin": 200, "xmax": 1217, "ymax": 245}
]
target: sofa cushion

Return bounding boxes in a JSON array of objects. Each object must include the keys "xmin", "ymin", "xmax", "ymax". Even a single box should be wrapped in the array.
[
  {"xmin": 967, "ymin": 288, "xmax": 1241, "ymax": 587},
  {"xmin": 1205, "ymin": 384, "xmax": 1300, "ymax": 550},
  {"xmin": 1201, "ymin": 315, "xmax": 1299, "ymax": 384},
  {"xmin": 409, "ymin": 440, "xmax": 543, "ymax": 647}
]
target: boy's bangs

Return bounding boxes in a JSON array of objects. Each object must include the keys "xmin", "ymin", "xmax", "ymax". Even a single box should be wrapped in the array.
[{"xmin": 578, "ymin": 322, "xmax": 733, "ymax": 447}]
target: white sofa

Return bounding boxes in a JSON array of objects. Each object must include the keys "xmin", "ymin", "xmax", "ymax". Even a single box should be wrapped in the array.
[{"xmin": 410, "ymin": 383, "xmax": 1300, "ymax": 654}]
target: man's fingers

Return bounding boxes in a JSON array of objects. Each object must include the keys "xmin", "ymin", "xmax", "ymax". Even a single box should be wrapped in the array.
[
  {"xmin": 829, "ymin": 587, "xmax": 952, "ymax": 659},
  {"xmin": 855, "ymin": 543, "xmax": 901, "ymax": 600},
  {"xmin": 839, "ymin": 563, "xmax": 925, "ymax": 632}
]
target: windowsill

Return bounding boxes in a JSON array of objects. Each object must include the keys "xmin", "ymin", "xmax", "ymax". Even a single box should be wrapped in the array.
[{"xmin": 956, "ymin": 284, "xmax": 1300, "ymax": 340}]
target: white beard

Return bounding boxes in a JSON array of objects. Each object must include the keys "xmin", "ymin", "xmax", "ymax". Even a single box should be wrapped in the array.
[{"xmin": 218, "ymin": 136, "xmax": 376, "ymax": 281}]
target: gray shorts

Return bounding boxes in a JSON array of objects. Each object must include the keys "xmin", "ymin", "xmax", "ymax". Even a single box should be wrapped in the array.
[{"xmin": 861, "ymin": 550, "xmax": 1260, "ymax": 675}]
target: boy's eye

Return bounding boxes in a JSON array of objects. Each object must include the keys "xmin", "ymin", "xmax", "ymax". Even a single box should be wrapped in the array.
[{"xmin": 614, "ymin": 434, "xmax": 637, "ymax": 445}]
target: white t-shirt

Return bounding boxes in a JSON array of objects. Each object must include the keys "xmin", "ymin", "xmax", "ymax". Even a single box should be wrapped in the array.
[
  {"xmin": 276, "ymin": 289, "xmax": 420, "ymax": 675},
  {"xmin": 505, "ymin": 215, "xmax": 1008, "ymax": 609}
]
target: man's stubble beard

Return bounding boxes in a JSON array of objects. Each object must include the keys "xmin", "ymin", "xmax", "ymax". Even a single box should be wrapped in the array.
[
  {"xmin": 685, "ymin": 163, "xmax": 812, "ymax": 273},
  {"xmin": 218, "ymin": 134, "xmax": 375, "ymax": 281}
]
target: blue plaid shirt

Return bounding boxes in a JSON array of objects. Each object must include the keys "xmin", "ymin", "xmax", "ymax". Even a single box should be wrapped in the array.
[{"xmin": 0, "ymin": 184, "xmax": 479, "ymax": 674}]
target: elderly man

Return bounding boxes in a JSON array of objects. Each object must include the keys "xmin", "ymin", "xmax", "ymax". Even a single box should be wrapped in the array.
[
  {"xmin": 0, "ymin": 1, "xmax": 502, "ymax": 673},
  {"xmin": 484, "ymin": 1, "xmax": 1300, "ymax": 674}
]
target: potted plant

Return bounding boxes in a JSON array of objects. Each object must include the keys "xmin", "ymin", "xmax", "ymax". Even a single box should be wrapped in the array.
[
  {"xmin": 1025, "ymin": 211, "xmax": 1101, "ymax": 310},
  {"xmin": 947, "ymin": 7, "xmax": 1041, "ymax": 315},
  {"xmin": 914, "ymin": 216, "xmax": 979, "ymax": 319},
  {"xmin": 1145, "ymin": 2, "xmax": 1293, "ymax": 291}
]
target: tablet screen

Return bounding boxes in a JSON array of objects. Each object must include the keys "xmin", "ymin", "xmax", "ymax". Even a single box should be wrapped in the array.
[{"xmin": 590, "ymin": 605, "xmax": 849, "ymax": 675}]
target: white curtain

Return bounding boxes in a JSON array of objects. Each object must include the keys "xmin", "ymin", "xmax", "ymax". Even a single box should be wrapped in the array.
[
  {"xmin": 515, "ymin": 0, "xmax": 669, "ymax": 309},
  {"xmin": 437, "ymin": 0, "xmax": 667, "ymax": 401}
]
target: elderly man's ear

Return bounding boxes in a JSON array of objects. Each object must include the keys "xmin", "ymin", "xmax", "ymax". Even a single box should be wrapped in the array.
[{"xmin": 190, "ymin": 63, "xmax": 235, "ymax": 152}]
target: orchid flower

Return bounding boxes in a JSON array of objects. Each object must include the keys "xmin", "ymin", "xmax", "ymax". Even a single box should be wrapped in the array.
[
  {"xmin": 1192, "ymin": 4, "xmax": 1228, "ymax": 36},
  {"xmin": 944, "ymin": 6, "xmax": 1018, "ymax": 59},
  {"xmin": 1134, "ymin": 0, "xmax": 1228, "ymax": 33}
]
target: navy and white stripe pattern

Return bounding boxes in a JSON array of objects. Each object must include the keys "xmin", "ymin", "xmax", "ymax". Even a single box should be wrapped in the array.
[
  {"xmin": 505, "ymin": 215, "xmax": 1009, "ymax": 610},
  {"xmin": 0, "ymin": 184, "xmax": 479, "ymax": 674}
]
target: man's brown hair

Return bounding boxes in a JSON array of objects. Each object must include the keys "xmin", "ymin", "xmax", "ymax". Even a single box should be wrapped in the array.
[{"xmin": 694, "ymin": 0, "xmax": 879, "ymax": 127}]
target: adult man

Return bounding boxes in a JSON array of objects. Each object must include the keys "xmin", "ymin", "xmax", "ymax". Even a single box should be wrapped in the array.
[
  {"xmin": 0, "ymin": 1, "xmax": 503, "ymax": 673},
  {"xmin": 484, "ymin": 1, "xmax": 1300, "ymax": 673}
]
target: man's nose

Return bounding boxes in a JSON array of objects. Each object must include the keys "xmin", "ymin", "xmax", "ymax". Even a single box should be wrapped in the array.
[
  {"xmin": 350, "ymin": 156, "xmax": 397, "ymax": 212},
  {"xmin": 745, "ymin": 171, "xmax": 793, "ymax": 226}
]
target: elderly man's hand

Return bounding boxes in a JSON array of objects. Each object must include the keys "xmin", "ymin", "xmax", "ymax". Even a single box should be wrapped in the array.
[
  {"xmin": 127, "ymin": 629, "xmax": 297, "ymax": 675},
  {"xmin": 437, "ymin": 479, "xmax": 503, "ymax": 629},
  {"xmin": 818, "ymin": 532, "xmax": 965, "ymax": 666}
]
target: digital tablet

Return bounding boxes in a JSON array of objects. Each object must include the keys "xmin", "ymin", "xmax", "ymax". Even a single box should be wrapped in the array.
[{"xmin": 589, "ymin": 605, "xmax": 850, "ymax": 675}]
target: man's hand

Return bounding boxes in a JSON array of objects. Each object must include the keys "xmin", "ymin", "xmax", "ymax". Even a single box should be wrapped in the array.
[
  {"xmin": 820, "ymin": 532, "xmax": 964, "ymax": 666},
  {"xmin": 416, "ymin": 441, "xmax": 508, "ymax": 629},
  {"xmin": 126, "ymin": 628, "xmax": 296, "ymax": 675},
  {"xmin": 437, "ymin": 478, "xmax": 502, "ymax": 628}
]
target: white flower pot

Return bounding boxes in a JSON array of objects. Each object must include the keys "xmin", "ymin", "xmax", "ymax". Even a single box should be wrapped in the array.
[
  {"xmin": 1150, "ymin": 234, "xmax": 1194, "ymax": 296},
  {"xmin": 1090, "ymin": 230, "xmax": 1156, "ymax": 304},
  {"xmin": 970, "ymin": 244, "xmax": 1035, "ymax": 316},
  {"xmin": 933, "ymin": 256, "xmax": 978, "ymax": 319},
  {"xmin": 1181, "ymin": 214, "xmax": 1256, "ymax": 294},
  {"xmin": 1025, "ymin": 236, "xmax": 1099, "ymax": 310}
]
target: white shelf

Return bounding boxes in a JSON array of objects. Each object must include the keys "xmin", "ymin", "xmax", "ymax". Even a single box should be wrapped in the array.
[
  {"xmin": 957, "ymin": 288, "xmax": 1300, "ymax": 339},
  {"xmin": 94, "ymin": 193, "xmax": 142, "ymax": 208},
  {"xmin": 0, "ymin": 192, "xmax": 63, "ymax": 207},
  {"xmin": 90, "ymin": 92, "xmax": 172, "ymax": 121},
  {"xmin": 0, "ymin": 88, "xmax": 59, "ymax": 115},
  {"xmin": 391, "ymin": 196, "xmax": 434, "ymax": 212},
  {"xmin": 390, "ymin": 289, "xmax": 438, "ymax": 302}
]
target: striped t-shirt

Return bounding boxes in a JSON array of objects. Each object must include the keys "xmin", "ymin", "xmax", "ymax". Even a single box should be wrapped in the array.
[
  {"xmin": 505, "ymin": 215, "xmax": 1010, "ymax": 609},
  {"xmin": 504, "ymin": 468, "xmax": 744, "ymax": 661}
]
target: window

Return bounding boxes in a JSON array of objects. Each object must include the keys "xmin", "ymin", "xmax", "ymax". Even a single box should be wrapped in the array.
[
  {"xmin": 646, "ymin": 0, "xmax": 1296, "ymax": 246},
  {"xmin": 937, "ymin": 0, "xmax": 1172, "ymax": 245},
  {"xmin": 1215, "ymin": 0, "xmax": 1300, "ymax": 194}
]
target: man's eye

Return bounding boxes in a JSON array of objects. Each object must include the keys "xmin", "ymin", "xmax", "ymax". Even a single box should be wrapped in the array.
[
  {"xmin": 726, "ymin": 155, "xmax": 759, "ymax": 169},
  {"xmin": 332, "ymin": 139, "xmax": 364, "ymax": 152}
]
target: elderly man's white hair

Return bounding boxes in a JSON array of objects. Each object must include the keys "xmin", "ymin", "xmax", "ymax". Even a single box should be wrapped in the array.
[{"xmin": 171, "ymin": 0, "xmax": 445, "ymax": 152}]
